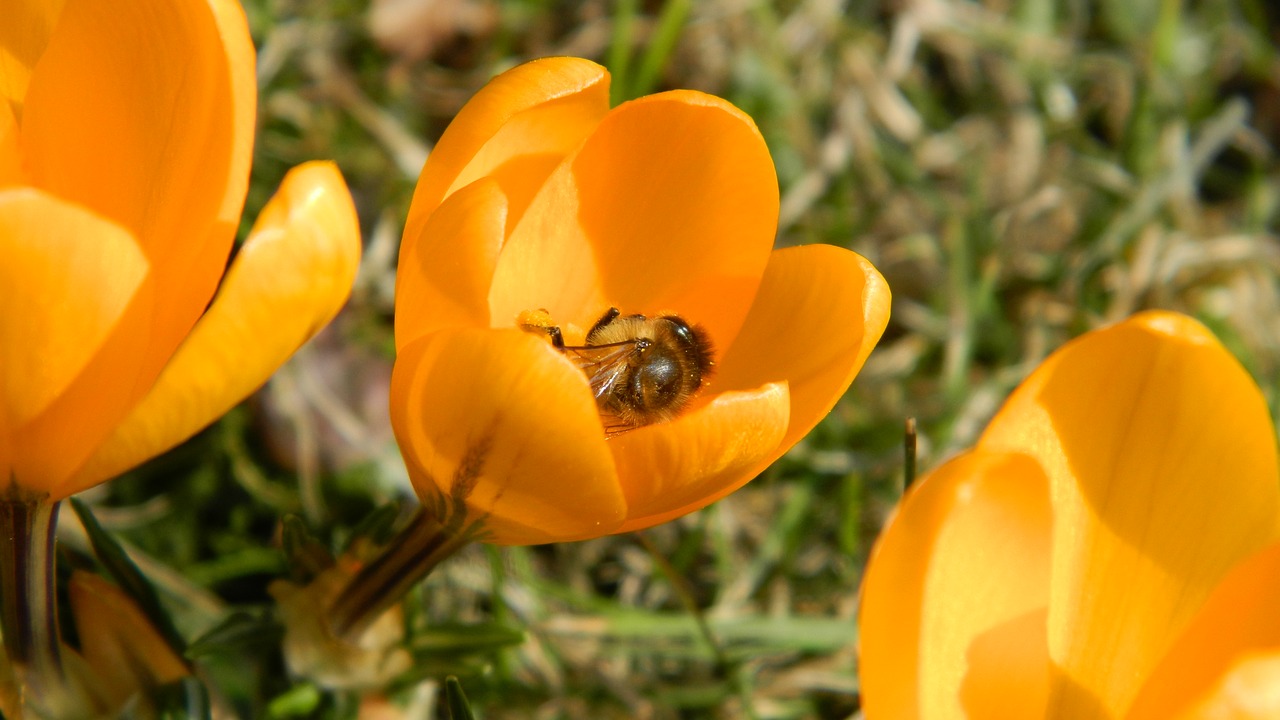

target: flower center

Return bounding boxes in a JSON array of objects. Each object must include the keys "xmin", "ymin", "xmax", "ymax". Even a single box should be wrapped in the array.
[{"xmin": 517, "ymin": 307, "xmax": 715, "ymax": 435}]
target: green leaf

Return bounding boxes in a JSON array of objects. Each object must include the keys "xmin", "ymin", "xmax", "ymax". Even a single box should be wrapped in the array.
[
  {"xmin": 445, "ymin": 676, "xmax": 476, "ymax": 720},
  {"xmin": 266, "ymin": 684, "xmax": 321, "ymax": 718},
  {"xmin": 630, "ymin": 0, "xmax": 692, "ymax": 99},
  {"xmin": 186, "ymin": 611, "xmax": 283, "ymax": 660},
  {"xmin": 345, "ymin": 501, "xmax": 404, "ymax": 552},
  {"xmin": 408, "ymin": 622, "xmax": 525, "ymax": 656},
  {"xmin": 281, "ymin": 514, "xmax": 334, "ymax": 582}
]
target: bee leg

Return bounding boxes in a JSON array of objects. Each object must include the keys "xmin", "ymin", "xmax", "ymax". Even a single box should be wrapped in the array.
[
  {"xmin": 546, "ymin": 326, "xmax": 565, "ymax": 349},
  {"xmin": 586, "ymin": 307, "xmax": 621, "ymax": 343}
]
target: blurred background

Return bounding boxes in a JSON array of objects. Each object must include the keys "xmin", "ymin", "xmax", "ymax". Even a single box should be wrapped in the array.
[{"xmin": 70, "ymin": 0, "xmax": 1280, "ymax": 717}]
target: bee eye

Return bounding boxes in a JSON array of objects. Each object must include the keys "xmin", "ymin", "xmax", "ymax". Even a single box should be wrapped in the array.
[{"xmin": 660, "ymin": 316, "xmax": 696, "ymax": 347}]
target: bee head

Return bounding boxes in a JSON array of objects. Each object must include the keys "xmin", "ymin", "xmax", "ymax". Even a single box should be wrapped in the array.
[{"xmin": 658, "ymin": 316, "xmax": 715, "ymax": 383}]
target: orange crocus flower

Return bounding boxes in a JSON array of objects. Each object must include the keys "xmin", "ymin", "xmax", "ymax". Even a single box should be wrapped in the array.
[
  {"xmin": 859, "ymin": 311, "xmax": 1280, "ymax": 719},
  {"xmin": 0, "ymin": 0, "xmax": 362, "ymax": 499},
  {"xmin": 391, "ymin": 57, "xmax": 890, "ymax": 545}
]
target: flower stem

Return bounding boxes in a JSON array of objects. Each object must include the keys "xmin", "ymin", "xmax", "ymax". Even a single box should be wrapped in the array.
[
  {"xmin": 328, "ymin": 507, "xmax": 476, "ymax": 642},
  {"xmin": 0, "ymin": 493, "xmax": 72, "ymax": 716}
]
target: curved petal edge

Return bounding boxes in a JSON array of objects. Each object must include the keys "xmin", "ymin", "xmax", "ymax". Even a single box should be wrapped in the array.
[{"xmin": 69, "ymin": 162, "xmax": 361, "ymax": 492}]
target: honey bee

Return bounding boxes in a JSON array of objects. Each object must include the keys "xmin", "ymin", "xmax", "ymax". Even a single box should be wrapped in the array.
[{"xmin": 521, "ymin": 307, "xmax": 715, "ymax": 434}]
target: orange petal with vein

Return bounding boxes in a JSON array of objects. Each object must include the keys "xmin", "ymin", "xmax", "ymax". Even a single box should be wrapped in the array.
[
  {"xmin": 716, "ymin": 244, "xmax": 890, "ymax": 454},
  {"xmin": 0, "ymin": 188, "xmax": 152, "ymax": 494},
  {"xmin": 859, "ymin": 450, "xmax": 1052, "ymax": 720},
  {"xmin": 1167, "ymin": 653, "xmax": 1280, "ymax": 720},
  {"xmin": 71, "ymin": 162, "xmax": 360, "ymax": 493},
  {"xmin": 396, "ymin": 178, "xmax": 506, "ymax": 349},
  {"xmin": 488, "ymin": 90, "xmax": 779, "ymax": 354},
  {"xmin": 979, "ymin": 310, "xmax": 1280, "ymax": 717},
  {"xmin": 0, "ymin": 103, "xmax": 20, "ymax": 187},
  {"xmin": 0, "ymin": 0, "xmax": 65, "ymax": 111},
  {"xmin": 401, "ymin": 56, "xmax": 609, "ymax": 265},
  {"xmin": 612, "ymin": 382, "xmax": 789, "ymax": 531},
  {"xmin": 391, "ymin": 329, "xmax": 624, "ymax": 545},
  {"xmin": 22, "ymin": 0, "xmax": 255, "ymax": 383},
  {"xmin": 1128, "ymin": 542, "xmax": 1280, "ymax": 719}
]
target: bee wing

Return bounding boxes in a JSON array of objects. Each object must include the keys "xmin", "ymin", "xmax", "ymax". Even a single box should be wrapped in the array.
[{"xmin": 562, "ymin": 341, "xmax": 638, "ymax": 401}]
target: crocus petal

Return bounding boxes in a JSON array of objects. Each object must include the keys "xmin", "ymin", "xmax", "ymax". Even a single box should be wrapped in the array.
[
  {"xmin": 0, "ymin": 0, "xmax": 64, "ymax": 112},
  {"xmin": 590, "ymin": 245, "xmax": 888, "ymax": 532},
  {"xmin": 0, "ymin": 188, "xmax": 153, "ymax": 494},
  {"xmin": 390, "ymin": 328, "xmax": 625, "ymax": 545},
  {"xmin": 22, "ymin": 0, "xmax": 255, "ymax": 383},
  {"xmin": 1127, "ymin": 542, "xmax": 1280, "ymax": 719},
  {"xmin": 0, "ymin": 103, "xmax": 19, "ymax": 186},
  {"xmin": 715, "ymin": 244, "xmax": 890, "ymax": 453},
  {"xmin": 0, "ymin": 189, "xmax": 144, "ymax": 425},
  {"xmin": 978, "ymin": 311, "xmax": 1280, "ymax": 717},
  {"xmin": 611, "ymin": 382, "xmax": 790, "ymax": 531},
  {"xmin": 859, "ymin": 450, "xmax": 1053, "ymax": 720},
  {"xmin": 69, "ymin": 162, "xmax": 360, "ymax": 494},
  {"xmin": 68, "ymin": 572, "xmax": 189, "ymax": 709},
  {"xmin": 1167, "ymin": 653, "xmax": 1280, "ymax": 720},
  {"xmin": 400, "ymin": 56, "xmax": 609, "ymax": 264},
  {"xmin": 488, "ymin": 90, "xmax": 779, "ymax": 353},
  {"xmin": 395, "ymin": 178, "xmax": 506, "ymax": 349}
]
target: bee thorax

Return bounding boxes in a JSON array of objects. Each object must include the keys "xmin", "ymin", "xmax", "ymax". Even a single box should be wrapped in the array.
[{"xmin": 524, "ymin": 306, "xmax": 715, "ymax": 435}]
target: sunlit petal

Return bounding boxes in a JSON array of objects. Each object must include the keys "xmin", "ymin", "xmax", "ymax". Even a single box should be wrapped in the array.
[
  {"xmin": 395, "ymin": 178, "xmax": 506, "ymax": 349},
  {"xmin": 0, "ymin": 188, "xmax": 152, "ymax": 494},
  {"xmin": 391, "ymin": 328, "xmax": 625, "ymax": 545},
  {"xmin": 1166, "ymin": 653, "xmax": 1280, "ymax": 720},
  {"xmin": 978, "ymin": 310, "xmax": 1280, "ymax": 717},
  {"xmin": 1127, "ymin": 542, "xmax": 1280, "ymax": 719},
  {"xmin": 612, "ymin": 382, "xmax": 789, "ymax": 531},
  {"xmin": 0, "ymin": 0, "xmax": 65, "ymax": 113},
  {"xmin": 401, "ymin": 56, "xmax": 609, "ymax": 266},
  {"xmin": 715, "ymin": 244, "xmax": 890, "ymax": 454},
  {"xmin": 859, "ymin": 450, "xmax": 1052, "ymax": 720},
  {"xmin": 623, "ymin": 246, "xmax": 888, "ymax": 530},
  {"xmin": 22, "ymin": 0, "xmax": 255, "ymax": 382},
  {"xmin": 0, "ymin": 103, "xmax": 20, "ymax": 186},
  {"xmin": 69, "ymin": 162, "xmax": 360, "ymax": 494},
  {"xmin": 488, "ymin": 90, "xmax": 779, "ymax": 355}
]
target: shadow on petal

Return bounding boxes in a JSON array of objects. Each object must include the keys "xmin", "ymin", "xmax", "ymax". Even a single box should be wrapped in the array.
[
  {"xmin": 960, "ymin": 608, "xmax": 1050, "ymax": 716},
  {"xmin": 489, "ymin": 90, "xmax": 779, "ymax": 354},
  {"xmin": 69, "ymin": 162, "xmax": 360, "ymax": 494},
  {"xmin": 0, "ymin": 104, "xmax": 20, "ymax": 186},
  {"xmin": 0, "ymin": 0, "xmax": 64, "ymax": 112},
  {"xmin": 391, "ymin": 328, "xmax": 625, "ymax": 545},
  {"xmin": 859, "ymin": 450, "xmax": 1051, "ymax": 719},
  {"xmin": 402, "ymin": 56, "xmax": 609, "ymax": 260},
  {"xmin": 1165, "ymin": 652, "xmax": 1280, "ymax": 720},
  {"xmin": 23, "ymin": 0, "xmax": 255, "ymax": 385},
  {"xmin": 0, "ymin": 189, "xmax": 153, "ymax": 495},
  {"xmin": 396, "ymin": 178, "xmax": 507, "ymax": 349},
  {"xmin": 611, "ymin": 381, "xmax": 789, "ymax": 531},
  {"xmin": 1127, "ymin": 542, "xmax": 1280, "ymax": 719},
  {"xmin": 979, "ymin": 311, "xmax": 1280, "ymax": 717},
  {"xmin": 715, "ymin": 244, "xmax": 890, "ymax": 464}
]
